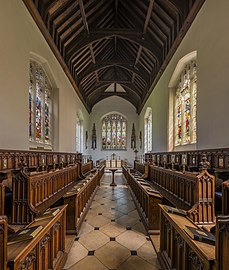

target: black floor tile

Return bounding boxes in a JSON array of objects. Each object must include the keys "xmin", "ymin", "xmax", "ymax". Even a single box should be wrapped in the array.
[
  {"xmin": 88, "ymin": 251, "xmax": 95, "ymax": 256},
  {"xmin": 94, "ymin": 227, "xmax": 100, "ymax": 230},
  {"xmin": 126, "ymin": 227, "xmax": 132, "ymax": 230},
  {"xmin": 131, "ymin": 250, "xmax": 137, "ymax": 256},
  {"xmin": 111, "ymin": 219, "xmax": 115, "ymax": 222},
  {"xmin": 110, "ymin": 237, "xmax": 116, "ymax": 241},
  {"xmin": 98, "ymin": 213, "xmax": 102, "ymax": 215}
]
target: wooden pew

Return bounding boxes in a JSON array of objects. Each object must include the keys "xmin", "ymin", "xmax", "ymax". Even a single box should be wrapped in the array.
[
  {"xmin": 7, "ymin": 205, "xmax": 67, "ymax": 270},
  {"xmin": 0, "ymin": 216, "xmax": 7, "ymax": 270},
  {"xmin": 63, "ymin": 170, "xmax": 99, "ymax": 234},
  {"xmin": 134, "ymin": 160, "xmax": 145, "ymax": 175},
  {"xmin": 215, "ymin": 215, "xmax": 229, "ymax": 270},
  {"xmin": 149, "ymin": 165, "xmax": 215, "ymax": 225},
  {"xmin": 222, "ymin": 179, "xmax": 229, "ymax": 214},
  {"xmin": 0, "ymin": 183, "xmax": 5, "ymax": 215},
  {"xmin": 81, "ymin": 160, "xmax": 93, "ymax": 175},
  {"xmin": 159, "ymin": 205, "xmax": 229, "ymax": 270},
  {"xmin": 11, "ymin": 164, "xmax": 79, "ymax": 225},
  {"xmin": 123, "ymin": 165, "xmax": 162, "ymax": 234},
  {"xmin": 159, "ymin": 204, "xmax": 215, "ymax": 270}
]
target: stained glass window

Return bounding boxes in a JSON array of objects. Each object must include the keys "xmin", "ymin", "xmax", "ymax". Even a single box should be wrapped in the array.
[
  {"xmin": 144, "ymin": 108, "xmax": 152, "ymax": 153},
  {"xmin": 29, "ymin": 60, "xmax": 52, "ymax": 147},
  {"xmin": 174, "ymin": 61, "xmax": 197, "ymax": 146},
  {"xmin": 101, "ymin": 114, "xmax": 127, "ymax": 150}
]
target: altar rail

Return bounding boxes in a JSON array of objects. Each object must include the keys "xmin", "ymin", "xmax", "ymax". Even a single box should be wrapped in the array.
[
  {"xmin": 123, "ymin": 166, "xmax": 162, "ymax": 234},
  {"xmin": 0, "ymin": 149, "xmax": 82, "ymax": 173},
  {"xmin": 159, "ymin": 205, "xmax": 229, "ymax": 270},
  {"xmin": 11, "ymin": 164, "xmax": 79, "ymax": 225},
  {"xmin": 149, "ymin": 165, "xmax": 215, "ymax": 224},
  {"xmin": 63, "ymin": 170, "xmax": 99, "ymax": 234},
  {"xmin": 6, "ymin": 205, "xmax": 67, "ymax": 270}
]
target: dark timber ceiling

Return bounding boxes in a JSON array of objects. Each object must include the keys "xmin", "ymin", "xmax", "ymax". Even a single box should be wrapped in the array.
[{"xmin": 23, "ymin": 0, "xmax": 205, "ymax": 113}]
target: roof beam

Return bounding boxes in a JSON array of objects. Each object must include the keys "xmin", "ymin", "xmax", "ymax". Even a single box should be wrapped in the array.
[
  {"xmin": 132, "ymin": 0, "xmax": 154, "ymax": 83},
  {"xmin": 78, "ymin": 60, "xmax": 150, "ymax": 85},
  {"xmin": 79, "ymin": 0, "xmax": 99, "ymax": 82},
  {"xmin": 65, "ymin": 28, "xmax": 160, "ymax": 64},
  {"xmin": 85, "ymin": 81, "xmax": 143, "ymax": 99}
]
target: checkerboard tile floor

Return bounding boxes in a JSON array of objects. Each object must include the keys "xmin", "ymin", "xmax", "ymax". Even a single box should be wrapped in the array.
[{"xmin": 64, "ymin": 172, "xmax": 161, "ymax": 270}]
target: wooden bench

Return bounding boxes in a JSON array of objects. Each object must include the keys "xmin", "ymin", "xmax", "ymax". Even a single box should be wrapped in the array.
[
  {"xmin": 148, "ymin": 165, "xmax": 215, "ymax": 225},
  {"xmin": 82, "ymin": 160, "xmax": 93, "ymax": 175},
  {"xmin": 63, "ymin": 170, "xmax": 99, "ymax": 234},
  {"xmin": 158, "ymin": 204, "xmax": 229, "ymax": 270},
  {"xmin": 123, "ymin": 166, "xmax": 162, "ymax": 234},
  {"xmin": 0, "ymin": 216, "xmax": 7, "ymax": 270},
  {"xmin": 3, "ymin": 205, "xmax": 67, "ymax": 270},
  {"xmin": 11, "ymin": 164, "xmax": 80, "ymax": 225}
]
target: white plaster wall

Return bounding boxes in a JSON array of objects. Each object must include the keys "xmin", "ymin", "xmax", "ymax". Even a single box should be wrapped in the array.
[
  {"xmin": 89, "ymin": 96, "xmax": 139, "ymax": 165},
  {"xmin": 139, "ymin": 0, "xmax": 229, "ymax": 153},
  {"xmin": 0, "ymin": 1, "xmax": 90, "ymax": 152}
]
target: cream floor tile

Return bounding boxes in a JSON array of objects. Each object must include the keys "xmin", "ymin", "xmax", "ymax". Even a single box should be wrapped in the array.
[
  {"xmin": 132, "ymin": 221, "xmax": 147, "ymax": 235},
  {"xmin": 95, "ymin": 241, "xmax": 130, "ymax": 269},
  {"xmin": 137, "ymin": 242, "xmax": 158, "ymax": 265},
  {"xmin": 128, "ymin": 210, "xmax": 140, "ymax": 218},
  {"xmin": 100, "ymin": 222, "xmax": 126, "ymax": 237},
  {"xmin": 79, "ymin": 230, "xmax": 110, "ymax": 250},
  {"xmin": 86, "ymin": 215, "xmax": 110, "ymax": 228},
  {"xmin": 117, "ymin": 203, "xmax": 136, "ymax": 214},
  {"xmin": 78, "ymin": 222, "xmax": 94, "ymax": 237},
  {"xmin": 67, "ymin": 256, "xmax": 108, "ymax": 270},
  {"xmin": 116, "ymin": 214, "xmax": 139, "ymax": 227},
  {"xmin": 117, "ymin": 256, "xmax": 158, "ymax": 270},
  {"xmin": 64, "ymin": 241, "xmax": 88, "ymax": 269},
  {"xmin": 116, "ymin": 230, "xmax": 147, "ymax": 250},
  {"xmin": 101, "ymin": 209, "xmax": 124, "ymax": 220}
]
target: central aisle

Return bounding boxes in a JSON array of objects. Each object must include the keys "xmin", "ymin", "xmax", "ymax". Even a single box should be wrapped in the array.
[{"xmin": 64, "ymin": 172, "xmax": 160, "ymax": 270}]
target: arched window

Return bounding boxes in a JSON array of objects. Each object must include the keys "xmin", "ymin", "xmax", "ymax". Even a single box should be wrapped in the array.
[
  {"xmin": 174, "ymin": 61, "xmax": 197, "ymax": 146},
  {"xmin": 101, "ymin": 113, "xmax": 127, "ymax": 150},
  {"xmin": 76, "ymin": 116, "xmax": 83, "ymax": 152},
  {"xmin": 144, "ymin": 108, "xmax": 152, "ymax": 153},
  {"xmin": 29, "ymin": 60, "xmax": 53, "ymax": 148}
]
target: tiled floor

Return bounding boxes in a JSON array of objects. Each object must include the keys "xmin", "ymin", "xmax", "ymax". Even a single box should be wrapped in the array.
[{"xmin": 64, "ymin": 172, "xmax": 161, "ymax": 270}]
